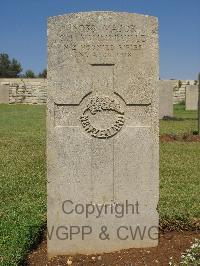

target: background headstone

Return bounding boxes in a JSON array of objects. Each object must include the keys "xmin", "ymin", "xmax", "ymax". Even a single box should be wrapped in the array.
[
  {"xmin": 47, "ymin": 12, "xmax": 159, "ymax": 256},
  {"xmin": 158, "ymin": 80, "xmax": 173, "ymax": 118},
  {"xmin": 186, "ymin": 85, "xmax": 198, "ymax": 110},
  {"xmin": 0, "ymin": 83, "xmax": 9, "ymax": 103}
]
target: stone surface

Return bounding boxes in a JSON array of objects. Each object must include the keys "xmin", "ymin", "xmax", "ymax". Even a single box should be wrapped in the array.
[
  {"xmin": 159, "ymin": 80, "xmax": 173, "ymax": 118},
  {"xmin": 0, "ymin": 84, "xmax": 9, "ymax": 103},
  {"xmin": 0, "ymin": 78, "xmax": 47, "ymax": 104},
  {"xmin": 186, "ymin": 85, "xmax": 198, "ymax": 110},
  {"xmin": 47, "ymin": 11, "xmax": 159, "ymax": 256},
  {"xmin": 0, "ymin": 78, "xmax": 197, "ymax": 105},
  {"xmin": 173, "ymin": 80, "xmax": 198, "ymax": 104}
]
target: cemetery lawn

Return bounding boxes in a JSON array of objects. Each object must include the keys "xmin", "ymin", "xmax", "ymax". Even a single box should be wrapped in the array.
[
  {"xmin": 0, "ymin": 104, "xmax": 199, "ymax": 265},
  {"xmin": 160, "ymin": 104, "xmax": 198, "ymax": 135},
  {"xmin": 0, "ymin": 104, "xmax": 46, "ymax": 266}
]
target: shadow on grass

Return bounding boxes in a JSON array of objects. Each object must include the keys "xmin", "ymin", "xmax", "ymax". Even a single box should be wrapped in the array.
[{"xmin": 21, "ymin": 224, "xmax": 47, "ymax": 266}]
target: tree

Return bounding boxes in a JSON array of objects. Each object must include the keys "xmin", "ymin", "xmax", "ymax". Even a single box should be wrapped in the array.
[
  {"xmin": 9, "ymin": 59, "xmax": 22, "ymax": 77},
  {"xmin": 25, "ymin": 69, "xmax": 35, "ymax": 78},
  {"xmin": 0, "ymin": 53, "xmax": 22, "ymax": 77},
  {"xmin": 38, "ymin": 68, "xmax": 47, "ymax": 78},
  {"xmin": 0, "ymin": 53, "xmax": 10, "ymax": 77}
]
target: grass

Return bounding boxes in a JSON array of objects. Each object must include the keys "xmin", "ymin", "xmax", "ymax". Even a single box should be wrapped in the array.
[
  {"xmin": 0, "ymin": 104, "xmax": 46, "ymax": 266},
  {"xmin": 160, "ymin": 104, "xmax": 198, "ymax": 135},
  {"xmin": 159, "ymin": 142, "xmax": 200, "ymax": 228},
  {"xmin": 159, "ymin": 104, "xmax": 200, "ymax": 228},
  {"xmin": 0, "ymin": 103, "xmax": 199, "ymax": 265}
]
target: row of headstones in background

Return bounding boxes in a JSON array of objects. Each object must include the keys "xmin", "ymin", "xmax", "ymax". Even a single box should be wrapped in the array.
[
  {"xmin": 158, "ymin": 81, "xmax": 199, "ymax": 118},
  {"xmin": 0, "ymin": 80, "xmax": 198, "ymax": 114},
  {"xmin": 1, "ymin": 81, "xmax": 172, "ymax": 118}
]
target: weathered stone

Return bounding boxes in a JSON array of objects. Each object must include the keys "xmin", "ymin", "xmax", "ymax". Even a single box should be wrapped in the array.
[
  {"xmin": 186, "ymin": 85, "xmax": 198, "ymax": 110},
  {"xmin": 0, "ymin": 84, "xmax": 9, "ymax": 103},
  {"xmin": 0, "ymin": 77, "xmax": 197, "ymax": 105},
  {"xmin": 0, "ymin": 78, "xmax": 47, "ymax": 104},
  {"xmin": 159, "ymin": 80, "xmax": 173, "ymax": 118},
  {"xmin": 47, "ymin": 11, "xmax": 159, "ymax": 256},
  {"xmin": 1, "ymin": 82, "xmax": 10, "ymax": 85}
]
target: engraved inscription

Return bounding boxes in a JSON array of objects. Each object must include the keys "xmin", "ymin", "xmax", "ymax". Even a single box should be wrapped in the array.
[
  {"xmin": 62, "ymin": 24, "xmax": 146, "ymax": 58},
  {"xmin": 70, "ymin": 42, "xmax": 145, "ymax": 58},
  {"xmin": 85, "ymin": 96, "xmax": 124, "ymax": 115},
  {"xmin": 64, "ymin": 23, "xmax": 146, "ymax": 41},
  {"xmin": 80, "ymin": 96, "xmax": 125, "ymax": 139},
  {"xmin": 71, "ymin": 23, "xmax": 138, "ymax": 34},
  {"xmin": 48, "ymin": 23, "xmax": 148, "ymax": 68}
]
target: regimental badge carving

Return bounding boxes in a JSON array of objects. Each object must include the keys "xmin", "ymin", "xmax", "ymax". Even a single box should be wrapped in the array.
[{"xmin": 80, "ymin": 96, "xmax": 125, "ymax": 139}]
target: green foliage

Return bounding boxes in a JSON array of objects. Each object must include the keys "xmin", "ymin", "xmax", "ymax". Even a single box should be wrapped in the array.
[
  {"xmin": 0, "ymin": 53, "xmax": 22, "ymax": 78},
  {"xmin": 38, "ymin": 68, "xmax": 47, "ymax": 78},
  {"xmin": 25, "ymin": 69, "xmax": 35, "ymax": 78}
]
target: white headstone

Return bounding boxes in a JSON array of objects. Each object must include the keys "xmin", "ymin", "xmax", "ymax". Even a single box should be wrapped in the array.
[
  {"xmin": 0, "ymin": 83, "xmax": 9, "ymax": 103},
  {"xmin": 47, "ymin": 11, "xmax": 159, "ymax": 257},
  {"xmin": 159, "ymin": 80, "xmax": 174, "ymax": 118},
  {"xmin": 186, "ymin": 85, "xmax": 198, "ymax": 110}
]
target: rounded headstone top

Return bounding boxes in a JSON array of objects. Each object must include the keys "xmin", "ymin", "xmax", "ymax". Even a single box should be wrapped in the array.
[{"xmin": 48, "ymin": 11, "xmax": 158, "ymax": 22}]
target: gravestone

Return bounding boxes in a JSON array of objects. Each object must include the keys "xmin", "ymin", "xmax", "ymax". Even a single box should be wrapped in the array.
[
  {"xmin": 0, "ymin": 83, "xmax": 9, "ymax": 103},
  {"xmin": 47, "ymin": 12, "xmax": 159, "ymax": 256},
  {"xmin": 186, "ymin": 85, "xmax": 198, "ymax": 110},
  {"xmin": 158, "ymin": 80, "xmax": 173, "ymax": 118}
]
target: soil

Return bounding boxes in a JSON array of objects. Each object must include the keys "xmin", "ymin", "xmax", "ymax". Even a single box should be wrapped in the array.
[
  {"xmin": 160, "ymin": 134, "xmax": 200, "ymax": 142},
  {"xmin": 160, "ymin": 134, "xmax": 176, "ymax": 142},
  {"xmin": 27, "ymin": 231, "xmax": 200, "ymax": 266}
]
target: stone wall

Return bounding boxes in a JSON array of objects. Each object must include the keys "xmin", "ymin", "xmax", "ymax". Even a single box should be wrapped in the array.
[
  {"xmin": 0, "ymin": 78, "xmax": 198, "ymax": 105},
  {"xmin": 173, "ymin": 80, "xmax": 198, "ymax": 104},
  {"xmin": 0, "ymin": 78, "xmax": 47, "ymax": 104}
]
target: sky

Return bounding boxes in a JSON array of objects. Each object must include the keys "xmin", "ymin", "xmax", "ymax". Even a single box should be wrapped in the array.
[{"xmin": 0, "ymin": 0, "xmax": 200, "ymax": 79}]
